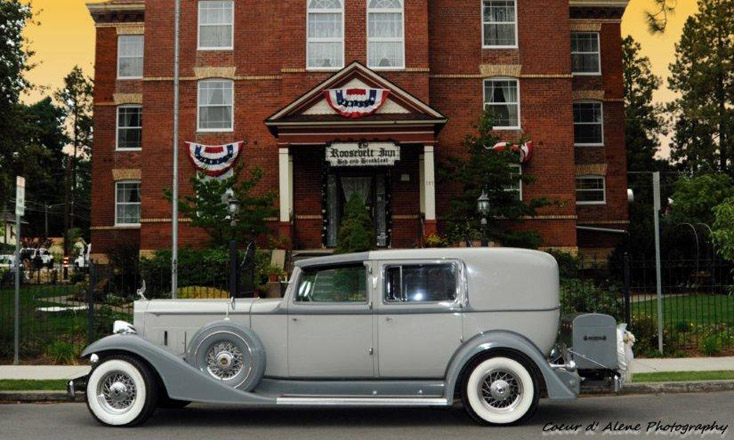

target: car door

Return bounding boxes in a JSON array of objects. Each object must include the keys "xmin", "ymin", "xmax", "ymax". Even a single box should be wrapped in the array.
[
  {"xmin": 287, "ymin": 262, "xmax": 375, "ymax": 378},
  {"xmin": 376, "ymin": 260, "xmax": 464, "ymax": 378}
]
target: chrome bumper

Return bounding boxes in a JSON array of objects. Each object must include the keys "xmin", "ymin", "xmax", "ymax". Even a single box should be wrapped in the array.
[{"xmin": 67, "ymin": 374, "xmax": 89, "ymax": 398}]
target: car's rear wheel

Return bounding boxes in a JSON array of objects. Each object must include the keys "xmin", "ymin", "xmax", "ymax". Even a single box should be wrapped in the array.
[
  {"xmin": 86, "ymin": 355, "xmax": 158, "ymax": 427},
  {"xmin": 461, "ymin": 354, "xmax": 539, "ymax": 425}
]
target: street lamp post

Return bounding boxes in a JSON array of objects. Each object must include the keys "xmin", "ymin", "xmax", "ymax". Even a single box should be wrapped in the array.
[
  {"xmin": 227, "ymin": 194, "xmax": 240, "ymax": 299},
  {"xmin": 477, "ymin": 191, "xmax": 490, "ymax": 247}
]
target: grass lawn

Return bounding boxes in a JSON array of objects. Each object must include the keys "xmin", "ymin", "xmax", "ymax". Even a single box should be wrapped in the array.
[
  {"xmin": 630, "ymin": 295, "xmax": 734, "ymax": 326},
  {"xmin": 0, "ymin": 379, "xmax": 68, "ymax": 391},
  {"xmin": 632, "ymin": 370, "xmax": 734, "ymax": 383}
]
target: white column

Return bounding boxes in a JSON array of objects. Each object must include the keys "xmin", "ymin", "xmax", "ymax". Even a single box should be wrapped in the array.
[
  {"xmin": 423, "ymin": 145, "xmax": 436, "ymax": 222},
  {"xmin": 279, "ymin": 147, "xmax": 291, "ymax": 223},
  {"xmin": 419, "ymin": 154, "xmax": 425, "ymax": 214}
]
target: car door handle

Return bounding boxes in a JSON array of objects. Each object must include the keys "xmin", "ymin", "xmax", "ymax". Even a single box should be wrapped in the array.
[
  {"xmin": 385, "ymin": 317, "xmax": 393, "ymax": 322},
  {"xmin": 291, "ymin": 317, "xmax": 298, "ymax": 322}
]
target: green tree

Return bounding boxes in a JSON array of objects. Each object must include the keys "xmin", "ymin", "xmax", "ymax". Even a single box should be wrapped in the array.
[
  {"xmin": 169, "ymin": 165, "xmax": 277, "ymax": 246},
  {"xmin": 440, "ymin": 110, "xmax": 549, "ymax": 247},
  {"xmin": 55, "ymin": 66, "xmax": 94, "ymax": 249},
  {"xmin": 0, "ymin": 0, "xmax": 34, "ymax": 207},
  {"xmin": 669, "ymin": 173, "xmax": 734, "ymax": 226},
  {"xmin": 668, "ymin": 0, "xmax": 734, "ymax": 175},
  {"xmin": 336, "ymin": 193, "xmax": 376, "ymax": 254},
  {"xmin": 712, "ymin": 197, "xmax": 734, "ymax": 262}
]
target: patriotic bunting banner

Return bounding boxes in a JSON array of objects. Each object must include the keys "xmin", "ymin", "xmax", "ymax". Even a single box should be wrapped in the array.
[
  {"xmin": 186, "ymin": 141, "xmax": 243, "ymax": 177},
  {"xmin": 324, "ymin": 88, "xmax": 390, "ymax": 119},
  {"xmin": 491, "ymin": 141, "xmax": 535, "ymax": 163}
]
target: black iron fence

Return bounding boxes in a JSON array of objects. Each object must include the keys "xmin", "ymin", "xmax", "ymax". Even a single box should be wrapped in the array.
[{"xmin": 1, "ymin": 253, "xmax": 733, "ymax": 363}]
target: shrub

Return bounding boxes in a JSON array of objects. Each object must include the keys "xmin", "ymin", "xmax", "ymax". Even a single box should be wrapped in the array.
[
  {"xmin": 424, "ymin": 233, "xmax": 448, "ymax": 248},
  {"xmin": 177, "ymin": 286, "xmax": 230, "ymax": 299},
  {"xmin": 46, "ymin": 341, "xmax": 79, "ymax": 365},
  {"xmin": 560, "ymin": 279, "xmax": 623, "ymax": 318},
  {"xmin": 336, "ymin": 194, "xmax": 375, "ymax": 254},
  {"xmin": 69, "ymin": 271, "xmax": 85, "ymax": 284},
  {"xmin": 93, "ymin": 305, "xmax": 130, "ymax": 339},
  {"xmin": 546, "ymin": 249, "xmax": 582, "ymax": 280}
]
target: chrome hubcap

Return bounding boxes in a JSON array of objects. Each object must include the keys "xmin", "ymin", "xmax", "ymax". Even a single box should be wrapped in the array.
[
  {"xmin": 206, "ymin": 342, "xmax": 244, "ymax": 380},
  {"xmin": 97, "ymin": 371, "xmax": 136, "ymax": 413},
  {"xmin": 479, "ymin": 369, "xmax": 523, "ymax": 411}
]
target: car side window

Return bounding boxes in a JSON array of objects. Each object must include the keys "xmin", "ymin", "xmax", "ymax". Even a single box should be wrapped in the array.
[
  {"xmin": 385, "ymin": 264, "xmax": 458, "ymax": 303},
  {"xmin": 295, "ymin": 265, "xmax": 367, "ymax": 303}
]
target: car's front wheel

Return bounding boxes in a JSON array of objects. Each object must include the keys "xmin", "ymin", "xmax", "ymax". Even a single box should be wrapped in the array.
[
  {"xmin": 86, "ymin": 355, "xmax": 158, "ymax": 427},
  {"xmin": 461, "ymin": 353, "xmax": 539, "ymax": 425}
]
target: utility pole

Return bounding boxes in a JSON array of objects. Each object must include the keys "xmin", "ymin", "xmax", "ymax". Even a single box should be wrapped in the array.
[
  {"xmin": 171, "ymin": 0, "xmax": 181, "ymax": 299},
  {"xmin": 652, "ymin": 171, "xmax": 664, "ymax": 354},
  {"xmin": 14, "ymin": 176, "xmax": 25, "ymax": 365},
  {"xmin": 44, "ymin": 203, "xmax": 48, "ymax": 238}
]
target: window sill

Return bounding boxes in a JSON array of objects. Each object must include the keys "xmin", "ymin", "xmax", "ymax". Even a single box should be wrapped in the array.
[
  {"xmin": 493, "ymin": 126, "xmax": 522, "ymax": 131},
  {"xmin": 482, "ymin": 45, "xmax": 518, "ymax": 50},
  {"xmin": 368, "ymin": 66, "xmax": 406, "ymax": 71},
  {"xmin": 576, "ymin": 202, "xmax": 606, "ymax": 206},
  {"xmin": 574, "ymin": 143, "xmax": 605, "ymax": 148},
  {"xmin": 572, "ymin": 72, "xmax": 602, "ymax": 77},
  {"xmin": 306, "ymin": 67, "xmax": 344, "ymax": 72},
  {"xmin": 113, "ymin": 224, "xmax": 141, "ymax": 229},
  {"xmin": 196, "ymin": 129, "xmax": 235, "ymax": 134},
  {"xmin": 197, "ymin": 47, "xmax": 234, "ymax": 52},
  {"xmin": 117, "ymin": 76, "xmax": 143, "ymax": 81},
  {"xmin": 115, "ymin": 148, "xmax": 142, "ymax": 152}
]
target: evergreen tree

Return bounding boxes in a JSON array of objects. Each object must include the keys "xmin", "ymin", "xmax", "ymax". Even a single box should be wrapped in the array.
[
  {"xmin": 440, "ymin": 110, "xmax": 549, "ymax": 248},
  {"xmin": 668, "ymin": 0, "xmax": 734, "ymax": 175},
  {"xmin": 336, "ymin": 193, "xmax": 376, "ymax": 254}
]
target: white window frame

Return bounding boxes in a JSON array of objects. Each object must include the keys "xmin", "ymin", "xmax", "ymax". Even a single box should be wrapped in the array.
[
  {"xmin": 117, "ymin": 35, "xmax": 144, "ymax": 80},
  {"xmin": 367, "ymin": 0, "xmax": 406, "ymax": 70},
  {"xmin": 197, "ymin": 1, "xmax": 234, "ymax": 51},
  {"xmin": 481, "ymin": 0, "xmax": 518, "ymax": 49},
  {"xmin": 115, "ymin": 180, "xmax": 142, "ymax": 226},
  {"xmin": 306, "ymin": 0, "xmax": 345, "ymax": 71},
  {"xmin": 197, "ymin": 79, "xmax": 234, "ymax": 133},
  {"xmin": 575, "ymin": 175, "xmax": 606, "ymax": 205},
  {"xmin": 573, "ymin": 100, "xmax": 604, "ymax": 147},
  {"xmin": 116, "ymin": 105, "xmax": 143, "ymax": 151},
  {"xmin": 482, "ymin": 77, "xmax": 521, "ymax": 130},
  {"xmin": 504, "ymin": 163, "xmax": 522, "ymax": 201},
  {"xmin": 571, "ymin": 32, "xmax": 601, "ymax": 76}
]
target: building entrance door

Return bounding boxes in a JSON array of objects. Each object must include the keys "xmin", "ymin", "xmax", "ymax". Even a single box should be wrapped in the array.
[{"xmin": 325, "ymin": 169, "xmax": 389, "ymax": 248}]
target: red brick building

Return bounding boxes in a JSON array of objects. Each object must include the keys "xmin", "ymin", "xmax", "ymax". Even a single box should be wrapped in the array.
[{"xmin": 87, "ymin": 0, "xmax": 629, "ymax": 261}]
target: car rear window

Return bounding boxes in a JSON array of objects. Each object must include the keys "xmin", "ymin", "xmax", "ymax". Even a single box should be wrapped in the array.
[{"xmin": 384, "ymin": 264, "xmax": 457, "ymax": 303}]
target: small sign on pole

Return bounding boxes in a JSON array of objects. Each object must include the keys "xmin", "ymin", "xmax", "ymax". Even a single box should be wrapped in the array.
[{"xmin": 15, "ymin": 176, "xmax": 25, "ymax": 217}]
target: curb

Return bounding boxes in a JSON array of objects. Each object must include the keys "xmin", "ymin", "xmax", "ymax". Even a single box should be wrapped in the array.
[
  {"xmin": 584, "ymin": 380, "xmax": 734, "ymax": 395},
  {"xmin": 0, "ymin": 391, "xmax": 84, "ymax": 403},
  {"xmin": 2, "ymin": 381, "xmax": 734, "ymax": 403}
]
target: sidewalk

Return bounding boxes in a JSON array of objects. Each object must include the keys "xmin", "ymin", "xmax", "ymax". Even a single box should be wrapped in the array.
[{"xmin": 1, "ymin": 357, "xmax": 733, "ymax": 380}]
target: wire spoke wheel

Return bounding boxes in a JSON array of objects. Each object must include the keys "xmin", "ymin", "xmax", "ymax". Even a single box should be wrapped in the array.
[
  {"xmin": 205, "ymin": 341, "xmax": 245, "ymax": 380},
  {"xmin": 97, "ymin": 370, "xmax": 137, "ymax": 414},
  {"xmin": 478, "ymin": 369, "xmax": 523, "ymax": 412}
]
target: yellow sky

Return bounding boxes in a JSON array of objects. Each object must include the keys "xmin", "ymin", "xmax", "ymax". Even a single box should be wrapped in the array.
[{"xmin": 23, "ymin": 0, "xmax": 697, "ymax": 107}]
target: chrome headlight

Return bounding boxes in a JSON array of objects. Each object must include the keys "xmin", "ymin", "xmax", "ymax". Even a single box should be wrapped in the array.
[{"xmin": 113, "ymin": 320, "xmax": 137, "ymax": 335}]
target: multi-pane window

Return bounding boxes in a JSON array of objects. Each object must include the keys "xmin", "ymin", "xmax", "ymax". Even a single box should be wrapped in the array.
[
  {"xmin": 117, "ymin": 35, "xmax": 143, "ymax": 79},
  {"xmin": 198, "ymin": 79, "xmax": 233, "ymax": 131},
  {"xmin": 367, "ymin": 0, "xmax": 404, "ymax": 68},
  {"xmin": 571, "ymin": 32, "xmax": 601, "ymax": 74},
  {"xmin": 115, "ymin": 181, "xmax": 141, "ymax": 225},
  {"xmin": 576, "ymin": 176, "xmax": 606, "ymax": 204},
  {"xmin": 573, "ymin": 102, "xmax": 604, "ymax": 146},
  {"xmin": 198, "ymin": 1, "xmax": 234, "ymax": 50},
  {"xmin": 484, "ymin": 79, "xmax": 520, "ymax": 128},
  {"xmin": 482, "ymin": 0, "xmax": 517, "ymax": 47},
  {"xmin": 307, "ymin": 0, "xmax": 344, "ymax": 69},
  {"xmin": 296, "ymin": 265, "xmax": 367, "ymax": 303},
  {"xmin": 504, "ymin": 164, "xmax": 522, "ymax": 201},
  {"xmin": 385, "ymin": 264, "xmax": 458, "ymax": 303},
  {"xmin": 117, "ymin": 106, "xmax": 142, "ymax": 150}
]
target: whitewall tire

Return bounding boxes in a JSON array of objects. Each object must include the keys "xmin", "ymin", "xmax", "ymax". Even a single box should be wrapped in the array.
[
  {"xmin": 86, "ymin": 356, "xmax": 158, "ymax": 427},
  {"xmin": 462, "ymin": 354, "xmax": 539, "ymax": 425}
]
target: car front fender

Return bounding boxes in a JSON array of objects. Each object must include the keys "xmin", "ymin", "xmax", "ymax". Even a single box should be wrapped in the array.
[
  {"xmin": 81, "ymin": 334, "xmax": 275, "ymax": 405},
  {"xmin": 444, "ymin": 330, "xmax": 579, "ymax": 400}
]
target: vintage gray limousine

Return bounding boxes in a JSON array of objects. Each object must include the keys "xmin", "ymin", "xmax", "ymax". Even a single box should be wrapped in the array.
[{"xmin": 70, "ymin": 248, "xmax": 630, "ymax": 427}]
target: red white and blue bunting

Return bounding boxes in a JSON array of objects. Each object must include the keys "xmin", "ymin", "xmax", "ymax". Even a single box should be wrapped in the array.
[
  {"xmin": 324, "ymin": 88, "xmax": 390, "ymax": 119},
  {"xmin": 186, "ymin": 141, "xmax": 243, "ymax": 177},
  {"xmin": 491, "ymin": 141, "xmax": 535, "ymax": 163}
]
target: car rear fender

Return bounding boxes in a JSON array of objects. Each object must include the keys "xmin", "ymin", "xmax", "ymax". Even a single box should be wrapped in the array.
[{"xmin": 445, "ymin": 330, "xmax": 579, "ymax": 400}]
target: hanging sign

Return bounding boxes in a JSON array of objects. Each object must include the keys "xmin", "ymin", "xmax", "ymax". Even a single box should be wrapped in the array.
[
  {"xmin": 326, "ymin": 142, "xmax": 400, "ymax": 167},
  {"xmin": 491, "ymin": 141, "xmax": 535, "ymax": 163},
  {"xmin": 186, "ymin": 141, "xmax": 243, "ymax": 177},
  {"xmin": 324, "ymin": 88, "xmax": 390, "ymax": 118}
]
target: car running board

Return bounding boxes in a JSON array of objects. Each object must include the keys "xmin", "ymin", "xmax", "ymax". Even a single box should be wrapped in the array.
[{"xmin": 276, "ymin": 397, "xmax": 450, "ymax": 407}]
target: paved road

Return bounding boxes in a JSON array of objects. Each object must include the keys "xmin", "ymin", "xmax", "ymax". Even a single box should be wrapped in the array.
[{"xmin": 1, "ymin": 392, "xmax": 731, "ymax": 440}]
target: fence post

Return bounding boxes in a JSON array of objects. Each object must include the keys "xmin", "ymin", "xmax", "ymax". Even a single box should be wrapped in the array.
[
  {"xmin": 623, "ymin": 253, "xmax": 631, "ymax": 325},
  {"xmin": 87, "ymin": 262, "xmax": 96, "ymax": 345}
]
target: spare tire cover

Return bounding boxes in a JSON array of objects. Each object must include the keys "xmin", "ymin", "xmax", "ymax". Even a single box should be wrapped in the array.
[{"xmin": 186, "ymin": 320, "xmax": 266, "ymax": 391}]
